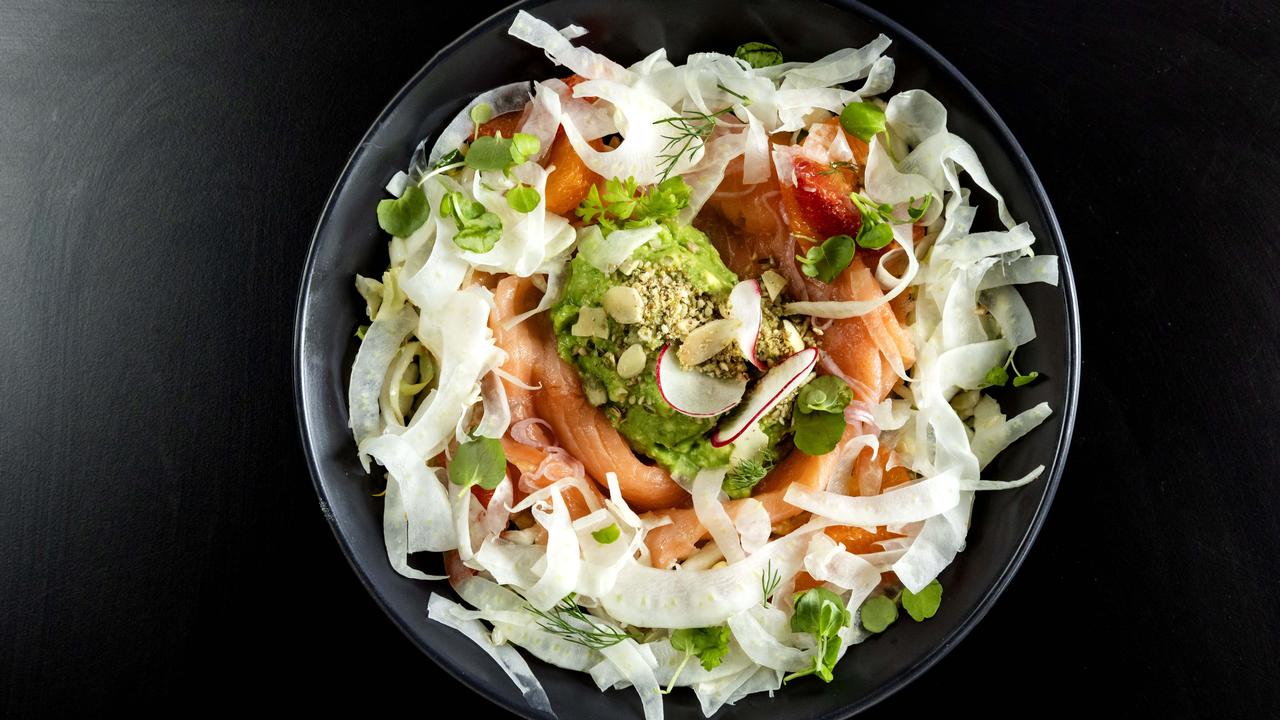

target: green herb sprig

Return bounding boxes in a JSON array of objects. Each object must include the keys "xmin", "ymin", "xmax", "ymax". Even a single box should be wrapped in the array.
[
  {"xmin": 848, "ymin": 192, "xmax": 932, "ymax": 250},
  {"xmin": 376, "ymin": 183, "xmax": 431, "ymax": 238},
  {"xmin": 860, "ymin": 579, "xmax": 944, "ymax": 633},
  {"xmin": 796, "ymin": 234, "xmax": 856, "ymax": 283},
  {"xmin": 653, "ymin": 84, "xmax": 749, "ymax": 183},
  {"xmin": 665, "ymin": 626, "xmax": 731, "ymax": 693},
  {"xmin": 984, "ymin": 348, "xmax": 1040, "ymax": 388},
  {"xmin": 526, "ymin": 594, "xmax": 630, "ymax": 650},
  {"xmin": 464, "ymin": 131, "xmax": 541, "ymax": 173},
  {"xmin": 576, "ymin": 176, "xmax": 691, "ymax": 233},
  {"xmin": 784, "ymin": 587, "xmax": 851, "ymax": 684},
  {"xmin": 448, "ymin": 435, "xmax": 506, "ymax": 493},
  {"xmin": 734, "ymin": 41, "xmax": 783, "ymax": 69},
  {"xmin": 442, "ymin": 191, "xmax": 503, "ymax": 253}
]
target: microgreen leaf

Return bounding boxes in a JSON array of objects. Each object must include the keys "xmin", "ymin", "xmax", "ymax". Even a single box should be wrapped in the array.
[
  {"xmin": 376, "ymin": 183, "xmax": 431, "ymax": 238},
  {"xmin": 591, "ymin": 524, "xmax": 621, "ymax": 544},
  {"xmin": 797, "ymin": 377, "xmax": 852, "ymax": 415},
  {"xmin": 433, "ymin": 148, "xmax": 464, "ymax": 169},
  {"xmin": 469, "ymin": 102, "xmax": 493, "ymax": 127},
  {"xmin": 984, "ymin": 364, "xmax": 1010, "ymax": 387},
  {"xmin": 907, "ymin": 194, "xmax": 933, "ymax": 221},
  {"xmin": 510, "ymin": 132, "xmax": 541, "ymax": 164},
  {"xmin": 856, "ymin": 221, "xmax": 894, "ymax": 250},
  {"xmin": 465, "ymin": 135, "xmax": 517, "ymax": 171},
  {"xmin": 734, "ymin": 41, "xmax": 783, "ymax": 69},
  {"xmin": 449, "ymin": 436, "xmax": 506, "ymax": 491},
  {"xmin": 785, "ymin": 587, "xmax": 851, "ymax": 683},
  {"xmin": 1012, "ymin": 371, "xmax": 1040, "ymax": 387},
  {"xmin": 901, "ymin": 580, "xmax": 943, "ymax": 622},
  {"xmin": 795, "ymin": 234, "xmax": 855, "ymax": 283},
  {"xmin": 839, "ymin": 101, "xmax": 887, "ymax": 142},
  {"xmin": 859, "ymin": 595, "xmax": 898, "ymax": 633},
  {"xmin": 443, "ymin": 191, "xmax": 503, "ymax": 252},
  {"xmin": 506, "ymin": 183, "xmax": 541, "ymax": 213},
  {"xmin": 670, "ymin": 626, "xmax": 730, "ymax": 671}
]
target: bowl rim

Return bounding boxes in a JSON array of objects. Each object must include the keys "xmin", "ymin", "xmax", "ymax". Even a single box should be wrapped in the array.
[{"xmin": 292, "ymin": 1, "xmax": 1082, "ymax": 717}]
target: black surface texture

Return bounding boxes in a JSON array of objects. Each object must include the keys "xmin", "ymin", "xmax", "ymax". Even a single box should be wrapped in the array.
[{"xmin": 2, "ymin": 1, "xmax": 1277, "ymax": 717}]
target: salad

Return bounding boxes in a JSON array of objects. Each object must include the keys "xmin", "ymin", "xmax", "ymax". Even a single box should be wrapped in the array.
[{"xmin": 347, "ymin": 11, "xmax": 1059, "ymax": 719}]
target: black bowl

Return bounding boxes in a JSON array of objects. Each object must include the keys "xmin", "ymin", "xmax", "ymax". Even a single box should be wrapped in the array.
[{"xmin": 293, "ymin": 1, "xmax": 1081, "ymax": 717}]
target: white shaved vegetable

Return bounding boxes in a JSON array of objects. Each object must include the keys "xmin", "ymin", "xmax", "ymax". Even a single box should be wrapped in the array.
[{"xmin": 347, "ymin": 14, "xmax": 1068, "ymax": 717}]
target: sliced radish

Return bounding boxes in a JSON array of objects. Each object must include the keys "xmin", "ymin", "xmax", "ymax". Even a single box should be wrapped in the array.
[
  {"xmin": 729, "ymin": 279, "xmax": 764, "ymax": 370},
  {"xmin": 656, "ymin": 343, "xmax": 746, "ymax": 417},
  {"xmin": 710, "ymin": 347, "xmax": 818, "ymax": 446}
]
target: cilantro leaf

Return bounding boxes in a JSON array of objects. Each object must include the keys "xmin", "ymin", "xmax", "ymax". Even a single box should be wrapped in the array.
[
  {"xmin": 576, "ymin": 176, "xmax": 690, "ymax": 234},
  {"xmin": 591, "ymin": 524, "xmax": 621, "ymax": 544},
  {"xmin": 859, "ymin": 595, "xmax": 898, "ymax": 633},
  {"xmin": 670, "ymin": 626, "xmax": 730, "ymax": 671},
  {"xmin": 634, "ymin": 176, "xmax": 691, "ymax": 220},
  {"xmin": 449, "ymin": 436, "xmax": 506, "ymax": 491},
  {"xmin": 785, "ymin": 587, "xmax": 851, "ymax": 683},
  {"xmin": 734, "ymin": 41, "xmax": 783, "ymax": 69},
  {"xmin": 839, "ymin": 101, "xmax": 887, "ymax": 142},
  {"xmin": 901, "ymin": 579, "xmax": 942, "ymax": 621},
  {"xmin": 376, "ymin": 184, "xmax": 431, "ymax": 238},
  {"xmin": 796, "ymin": 234, "xmax": 855, "ymax": 283}
]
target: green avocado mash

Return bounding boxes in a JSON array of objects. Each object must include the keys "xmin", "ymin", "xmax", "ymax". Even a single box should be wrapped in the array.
[{"xmin": 551, "ymin": 220, "xmax": 793, "ymax": 481}]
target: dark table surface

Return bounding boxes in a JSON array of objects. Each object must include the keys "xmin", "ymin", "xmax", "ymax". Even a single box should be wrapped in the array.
[{"xmin": 3, "ymin": 0, "xmax": 1277, "ymax": 716}]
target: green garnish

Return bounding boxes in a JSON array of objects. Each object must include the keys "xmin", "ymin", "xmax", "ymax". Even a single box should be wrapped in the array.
[
  {"xmin": 734, "ymin": 41, "xmax": 783, "ymax": 69},
  {"xmin": 469, "ymin": 102, "xmax": 493, "ymax": 139},
  {"xmin": 796, "ymin": 234, "xmax": 856, "ymax": 283},
  {"xmin": 355, "ymin": 324, "xmax": 368, "ymax": 340},
  {"xmin": 591, "ymin": 524, "xmax": 621, "ymax": 544},
  {"xmin": 792, "ymin": 376, "xmax": 852, "ymax": 456},
  {"xmin": 433, "ymin": 148, "xmax": 464, "ymax": 170},
  {"xmin": 848, "ymin": 191, "xmax": 932, "ymax": 250},
  {"xmin": 761, "ymin": 559, "xmax": 782, "ymax": 606},
  {"xmin": 665, "ymin": 625, "xmax": 730, "ymax": 694},
  {"xmin": 506, "ymin": 183, "xmax": 541, "ymax": 213},
  {"xmin": 838, "ymin": 101, "xmax": 887, "ymax": 142},
  {"xmin": 464, "ymin": 131, "xmax": 541, "ymax": 172},
  {"xmin": 527, "ymin": 594, "xmax": 630, "ymax": 649},
  {"xmin": 784, "ymin": 587, "xmax": 851, "ymax": 683},
  {"xmin": 448, "ymin": 435, "xmax": 506, "ymax": 492},
  {"xmin": 797, "ymin": 376, "xmax": 852, "ymax": 414},
  {"xmin": 442, "ymin": 191, "xmax": 503, "ymax": 252},
  {"xmin": 901, "ymin": 580, "xmax": 943, "ymax": 621},
  {"xmin": 859, "ymin": 595, "xmax": 898, "ymax": 633},
  {"xmin": 653, "ymin": 84, "xmax": 748, "ymax": 183},
  {"xmin": 376, "ymin": 183, "xmax": 431, "ymax": 238},
  {"xmin": 984, "ymin": 349, "xmax": 1040, "ymax": 388},
  {"xmin": 576, "ymin": 176, "xmax": 691, "ymax": 233},
  {"xmin": 723, "ymin": 457, "xmax": 769, "ymax": 499}
]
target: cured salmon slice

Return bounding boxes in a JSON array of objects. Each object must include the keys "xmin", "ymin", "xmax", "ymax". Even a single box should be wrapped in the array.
[{"xmin": 490, "ymin": 276, "xmax": 687, "ymax": 513}]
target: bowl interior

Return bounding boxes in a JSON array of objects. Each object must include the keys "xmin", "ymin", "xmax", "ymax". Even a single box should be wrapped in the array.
[{"xmin": 294, "ymin": 1, "xmax": 1079, "ymax": 718}]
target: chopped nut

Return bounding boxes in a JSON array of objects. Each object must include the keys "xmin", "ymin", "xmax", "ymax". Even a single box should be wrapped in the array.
[
  {"xmin": 782, "ymin": 319, "xmax": 805, "ymax": 353},
  {"xmin": 571, "ymin": 306, "xmax": 610, "ymax": 339},
  {"xmin": 678, "ymin": 319, "xmax": 738, "ymax": 366},
  {"xmin": 603, "ymin": 286, "xmax": 645, "ymax": 324},
  {"xmin": 760, "ymin": 270, "xmax": 787, "ymax": 300}
]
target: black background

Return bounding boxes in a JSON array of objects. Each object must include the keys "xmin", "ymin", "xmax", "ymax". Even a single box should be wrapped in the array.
[{"xmin": 2, "ymin": 1, "xmax": 1277, "ymax": 717}]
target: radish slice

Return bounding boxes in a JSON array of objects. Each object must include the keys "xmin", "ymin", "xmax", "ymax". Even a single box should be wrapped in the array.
[
  {"xmin": 729, "ymin": 279, "xmax": 764, "ymax": 370},
  {"xmin": 656, "ymin": 343, "xmax": 746, "ymax": 417},
  {"xmin": 710, "ymin": 348, "xmax": 818, "ymax": 446}
]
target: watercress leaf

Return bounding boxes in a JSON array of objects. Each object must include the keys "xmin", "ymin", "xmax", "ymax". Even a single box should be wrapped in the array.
[
  {"xmin": 797, "ymin": 376, "xmax": 852, "ymax": 415},
  {"xmin": 901, "ymin": 579, "xmax": 943, "ymax": 621},
  {"xmin": 506, "ymin": 183, "xmax": 541, "ymax": 213},
  {"xmin": 465, "ymin": 135, "xmax": 516, "ymax": 171},
  {"xmin": 793, "ymin": 409, "xmax": 846, "ymax": 456},
  {"xmin": 376, "ymin": 184, "xmax": 431, "ymax": 238},
  {"xmin": 859, "ymin": 595, "xmax": 898, "ymax": 633},
  {"xmin": 1012, "ymin": 371, "xmax": 1040, "ymax": 387},
  {"xmin": 591, "ymin": 524, "xmax": 621, "ymax": 544},
  {"xmin": 984, "ymin": 364, "xmax": 1009, "ymax": 387},
  {"xmin": 855, "ymin": 221, "xmax": 894, "ymax": 250},
  {"xmin": 449, "ymin": 436, "xmax": 506, "ymax": 490},
  {"xmin": 818, "ymin": 234, "xmax": 855, "ymax": 279},
  {"xmin": 734, "ymin": 41, "xmax": 784, "ymax": 69},
  {"xmin": 907, "ymin": 193, "xmax": 933, "ymax": 221},
  {"xmin": 839, "ymin": 101, "xmax": 887, "ymax": 142}
]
